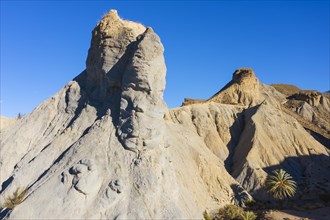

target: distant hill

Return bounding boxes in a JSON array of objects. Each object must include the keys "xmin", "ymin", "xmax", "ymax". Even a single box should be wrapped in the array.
[
  {"xmin": 270, "ymin": 83, "xmax": 301, "ymax": 96},
  {"xmin": 323, "ymin": 90, "xmax": 330, "ymax": 99}
]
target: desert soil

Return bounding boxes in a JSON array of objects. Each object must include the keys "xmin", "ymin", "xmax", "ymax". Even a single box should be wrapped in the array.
[{"xmin": 264, "ymin": 207, "xmax": 330, "ymax": 220}]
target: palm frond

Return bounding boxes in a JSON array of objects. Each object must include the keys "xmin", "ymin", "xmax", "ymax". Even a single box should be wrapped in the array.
[{"xmin": 265, "ymin": 169, "xmax": 296, "ymax": 200}]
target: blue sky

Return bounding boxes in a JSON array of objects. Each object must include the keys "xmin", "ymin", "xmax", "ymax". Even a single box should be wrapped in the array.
[{"xmin": 1, "ymin": 1, "xmax": 329, "ymax": 117}]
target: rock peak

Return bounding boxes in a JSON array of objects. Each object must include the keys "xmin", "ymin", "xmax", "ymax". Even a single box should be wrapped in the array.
[
  {"xmin": 92, "ymin": 9, "xmax": 146, "ymax": 42},
  {"xmin": 208, "ymin": 68, "xmax": 260, "ymax": 106},
  {"xmin": 100, "ymin": 9, "xmax": 120, "ymax": 22},
  {"xmin": 232, "ymin": 68, "xmax": 256, "ymax": 82},
  {"xmin": 106, "ymin": 9, "xmax": 119, "ymax": 17},
  {"xmin": 86, "ymin": 10, "xmax": 146, "ymax": 81}
]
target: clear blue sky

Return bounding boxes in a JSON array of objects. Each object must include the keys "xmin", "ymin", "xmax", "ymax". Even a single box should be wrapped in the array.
[{"xmin": 1, "ymin": 1, "xmax": 329, "ymax": 117}]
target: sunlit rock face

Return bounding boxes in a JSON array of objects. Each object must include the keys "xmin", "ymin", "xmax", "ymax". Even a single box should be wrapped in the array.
[
  {"xmin": 0, "ymin": 10, "xmax": 237, "ymax": 219},
  {"xmin": 0, "ymin": 9, "xmax": 329, "ymax": 220}
]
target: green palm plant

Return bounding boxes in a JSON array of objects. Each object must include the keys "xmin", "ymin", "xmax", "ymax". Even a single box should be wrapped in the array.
[{"xmin": 265, "ymin": 169, "xmax": 296, "ymax": 202}]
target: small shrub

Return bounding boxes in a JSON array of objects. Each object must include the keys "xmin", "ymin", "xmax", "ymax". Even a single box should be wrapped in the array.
[
  {"xmin": 215, "ymin": 204, "xmax": 258, "ymax": 220},
  {"xmin": 17, "ymin": 113, "xmax": 25, "ymax": 119},
  {"xmin": 240, "ymin": 211, "xmax": 257, "ymax": 220},
  {"xmin": 203, "ymin": 210, "xmax": 213, "ymax": 220},
  {"xmin": 217, "ymin": 204, "xmax": 243, "ymax": 220},
  {"xmin": 243, "ymin": 199, "xmax": 256, "ymax": 208},
  {"xmin": 244, "ymin": 199, "xmax": 269, "ymax": 210},
  {"xmin": 3, "ymin": 188, "xmax": 27, "ymax": 209}
]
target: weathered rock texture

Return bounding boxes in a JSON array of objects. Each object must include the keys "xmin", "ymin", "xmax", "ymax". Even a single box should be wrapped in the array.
[
  {"xmin": 184, "ymin": 68, "xmax": 286, "ymax": 108},
  {"xmin": 0, "ymin": 10, "xmax": 329, "ymax": 219},
  {"xmin": 0, "ymin": 117, "xmax": 17, "ymax": 130},
  {"xmin": 176, "ymin": 69, "xmax": 329, "ymax": 203},
  {"xmin": 271, "ymin": 85, "xmax": 330, "ymax": 147}
]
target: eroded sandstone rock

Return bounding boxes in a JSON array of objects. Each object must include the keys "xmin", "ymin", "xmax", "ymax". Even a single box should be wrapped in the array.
[{"xmin": 0, "ymin": 9, "xmax": 329, "ymax": 220}]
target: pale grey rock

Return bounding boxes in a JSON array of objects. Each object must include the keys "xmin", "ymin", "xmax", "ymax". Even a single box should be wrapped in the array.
[
  {"xmin": 0, "ymin": 10, "xmax": 230, "ymax": 219},
  {"xmin": 86, "ymin": 10, "xmax": 146, "ymax": 84},
  {"xmin": 297, "ymin": 102, "xmax": 315, "ymax": 121},
  {"xmin": 109, "ymin": 179, "xmax": 123, "ymax": 193},
  {"xmin": 0, "ymin": 116, "xmax": 17, "ymax": 130},
  {"xmin": 0, "ymin": 9, "xmax": 329, "ymax": 220},
  {"xmin": 118, "ymin": 27, "xmax": 167, "ymax": 153},
  {"xmin": 69, "ymin": 160, "xmax": 100, "ymax": 195}
]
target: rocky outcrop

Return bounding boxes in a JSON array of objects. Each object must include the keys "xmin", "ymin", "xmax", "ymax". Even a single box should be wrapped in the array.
[
  {"xmin": 288, "ymin": 90, "xmax": 328, "ymax": 108},
  {"xmin": 208, "ymin": 68, "xmax": 260, "ymax": 106},
  {"xmin": 230, "ymin": 103, "xmax": 329, "ymax": 200},
  {"xmin": 181, "ymin": 98, "xmax": 206, "ymax": 106},
  {"xmin": 117, "ymin": 27, "xmax": 167, "ymax": 152},
  {"xmin": 168, "ymin": 101, "xmax": 329, "ymax": 202},
  {"xmin": 0, "ymin": 9, "xmax": 329, "ymax": 220},
  {"xmin": 176, "ymin": 68, "xmax": 329, "ymax": 202},
  {"xmin": 0, "ymin": 10, "xmax": 246, "ymax": 219},
  {"xmin": 86, "ymin": 10, "xmax": 146, "ymax": 83},
  {"xmin": 207, "ymin": 68, "xmax": 286, "ymax": 108},
  {"xmin": 272, "ymin": 89, "xmax": 330, "ymax": 147},
  {"xmin": 270, "ymin": 85, "xmax": 330, "ymax": 146}
]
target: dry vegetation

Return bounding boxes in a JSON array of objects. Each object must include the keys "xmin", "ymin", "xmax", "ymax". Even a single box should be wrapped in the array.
[
  {"xmin": 2, "ymin": 188, "xmax": 28, "ymax": 210},
  {"xmin": 204, "ymin": 204, "xmax": 257, "ymax": 220}
]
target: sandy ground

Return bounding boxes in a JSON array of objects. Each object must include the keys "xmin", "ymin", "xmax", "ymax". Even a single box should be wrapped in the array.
[{"xmin": 264, "ymin": 207, "xmax": 330, "ymax": 220}]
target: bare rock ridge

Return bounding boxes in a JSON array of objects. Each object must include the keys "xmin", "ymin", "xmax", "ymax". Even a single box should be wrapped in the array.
[
  {"xmin": 183, "ymin": 69, "xmax": 330, "ymax": 147},
  {"xmin": 288, "ymin": 90, "xmax": 329, "ymax": 109},
  {"xmin": 171, "ymin": 67, "xmax": 329, "ymax": 202},
  {"xmin": 208, "ymin": 68, "xmax": 261, "ymax": 106},
  {"xmin": 183, "ymin": 68, "xmax": 285, "ymax": 107},
  {"xmin": 0, "ymin": 10, "xmax": 329, "ymax": 219},
  {"xmin": 270, "ymin": 85, "xmax": 330, "ymax": 147}
]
